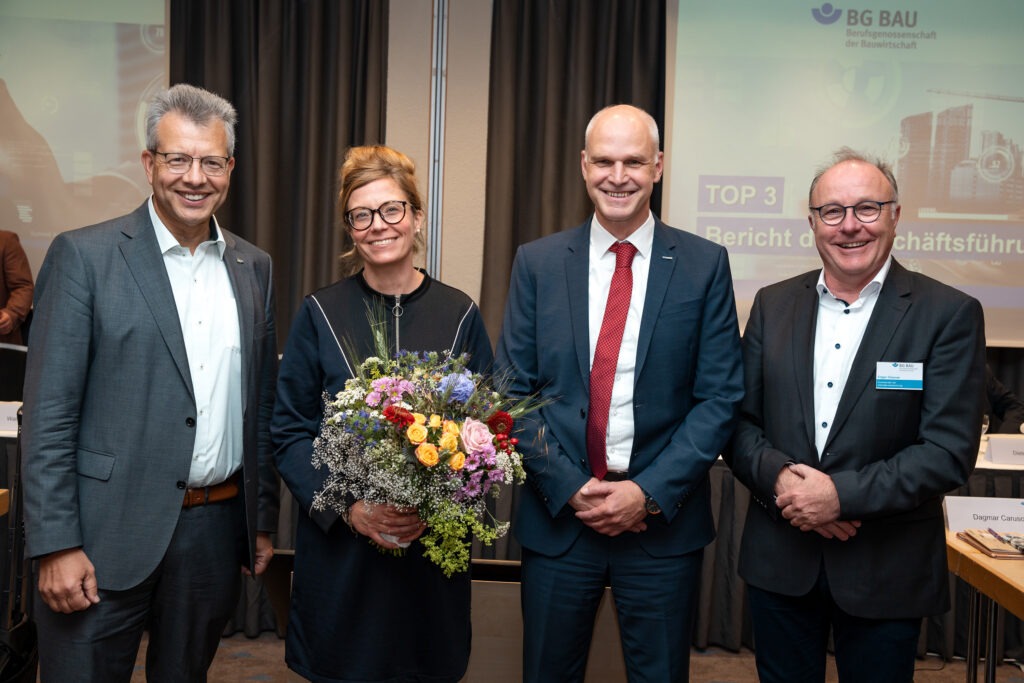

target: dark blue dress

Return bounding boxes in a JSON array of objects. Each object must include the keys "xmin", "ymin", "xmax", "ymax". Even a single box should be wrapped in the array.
[{"xmin": 272, "ymin": 272, "xmax": 494, "ymax": 683}]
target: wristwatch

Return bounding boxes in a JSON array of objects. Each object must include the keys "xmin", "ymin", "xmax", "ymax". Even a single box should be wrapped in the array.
[{"xmin": 642, "ymin": 490, "xmax": 661, "ymax": 515}]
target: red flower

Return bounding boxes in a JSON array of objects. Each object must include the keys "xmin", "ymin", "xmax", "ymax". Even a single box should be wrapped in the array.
[
  {"xmin": 384, "ymin": 405, "xmax": 415, "ymax": 427},
  {"xmin": 487, "ymin": 411, "xmax": 514, "ymax": 436}
]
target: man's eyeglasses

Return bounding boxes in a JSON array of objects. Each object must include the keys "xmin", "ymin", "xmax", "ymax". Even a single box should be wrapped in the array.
[
  {"xmin": 345, "ymin": 200, "xmax": 409, "ymax": 231},
  {"xmin": 810, "ymin": 200, "xmax": 896, "ymax": 226},
  {"xmin": 152, "ymin": 151, "xmax": 231, "ymax": 177}
]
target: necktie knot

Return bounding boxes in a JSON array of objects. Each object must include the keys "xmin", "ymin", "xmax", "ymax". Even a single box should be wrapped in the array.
[{"xmin": 610, "ymin": 241, "xmax": 637, "ymax": 270}]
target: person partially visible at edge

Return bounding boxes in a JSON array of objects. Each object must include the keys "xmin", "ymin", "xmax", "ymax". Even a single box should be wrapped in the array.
[
  {"xmin": 725, "ymin": 147, "xmax": 986, "ymax": 683},
  {"xmin": 22, "ymin": 83, "xmax": 279, "ymax": 682},
  {"xmin": 495, "ymin": 104, "xmax": 744, "ymax": 682},
  {"xmin": 0, "ymin": 227, "xmax": 33, "ymax": 344},
  {"xmin": 271, "ymin": 145, "xmax": 493, "ymax": 683},
  {"xmin": 986, "ymin": 363, "xmax": 1024, "ymax": 434}
]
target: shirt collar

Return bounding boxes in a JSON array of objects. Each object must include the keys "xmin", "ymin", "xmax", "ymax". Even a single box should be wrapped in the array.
[
  {"xmin": 816, "ymin": 254, "xmax": 892, "ymax": 303},
  {"xmin": 589, "ymin": 212, "xmax": 655, "ymax": 260},
  {"xmin": 148, "ymin": 196, "xmax": 226, "ymax": 258}
]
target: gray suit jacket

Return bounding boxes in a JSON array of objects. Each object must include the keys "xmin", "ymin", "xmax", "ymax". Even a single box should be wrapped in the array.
[
  {"xmin": 726, "ymin": 260, "xmax": 985, "ymax": 619},
  {"xmin": 22, "ymin": 201, "xmax": 279, "ymax": 590}
]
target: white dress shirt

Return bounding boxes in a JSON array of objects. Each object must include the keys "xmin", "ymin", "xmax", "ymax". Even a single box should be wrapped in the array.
[
  {"xmin": 812, "ymin": 256, "xmax": 893, "ymax": 458},
  {"xmin": 149, "ymin": 198, "xmax": 242, "ymax": 487},
  {"xmin": 588, "ymin": 213, "xmax": 655, "ymax": 473}
]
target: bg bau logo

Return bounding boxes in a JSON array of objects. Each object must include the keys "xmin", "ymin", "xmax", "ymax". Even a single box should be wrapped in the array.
[
  {"xmin": 812, "ymin": 4, "xmax": 919, "ymax": 28},
  {"xmin": 811, "ymin": 3, "xmax": 842, "ymax": 24}
]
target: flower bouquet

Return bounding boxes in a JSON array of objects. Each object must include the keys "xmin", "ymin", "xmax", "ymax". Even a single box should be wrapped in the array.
[{"xmin": 311, "ymin": 348, "xmax": 539, "ymax": 577}]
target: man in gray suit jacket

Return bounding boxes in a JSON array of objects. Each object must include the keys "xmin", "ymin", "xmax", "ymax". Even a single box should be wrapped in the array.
[
  {"xmin": 726, "ymin": 148, "xmax": 985, "ymax": 682},
  {"xmin": 21, "ymin": 84, "xmax": 279, "ymax": 682}
]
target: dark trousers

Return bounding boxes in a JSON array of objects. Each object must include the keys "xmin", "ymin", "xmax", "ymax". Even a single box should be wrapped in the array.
[
  {"xmin": 521, "ymin": 528, "xmax": 702, "ymax": 683},
  {"xmin": 35, "ymin": 497, "xmax": 244, "ymax": 683},
  {"xmin": 748, "ymin": 566, "xmax": 921, "ymax": 683}
]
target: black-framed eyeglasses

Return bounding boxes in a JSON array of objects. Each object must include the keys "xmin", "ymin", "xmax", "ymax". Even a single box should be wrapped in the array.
[
  {"xmin": 345, "ymin": 200, "xmax": 409, "ymax": 231},
  {"xmin": 152, "ymin": 151, "xmax": 231, "ymax": 177},
  {"xmin": 810, "ymin": 200, "xmax": 896, "ymax": 226}
]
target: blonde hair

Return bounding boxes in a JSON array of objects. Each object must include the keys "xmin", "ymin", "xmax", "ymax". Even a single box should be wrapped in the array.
[{"xmin": 337, "ymin": 145, "xmax": 426, "ymax": 276}]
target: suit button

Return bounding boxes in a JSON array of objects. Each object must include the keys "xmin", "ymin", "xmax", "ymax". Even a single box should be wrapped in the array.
[
  {"xmin": 580, "ymin": 409, "xmax": 586, "ymax": 419},
  {"xmin": 176, "ymin": 481, "xmax": 187, "ymax": 489},
  {"xmin": 185, "ymin": 417, "xmax": 196, "ymax": 427}
]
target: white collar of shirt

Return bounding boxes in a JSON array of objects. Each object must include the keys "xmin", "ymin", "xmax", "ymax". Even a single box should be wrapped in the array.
[
  {"xmin": 814, "ymin": 254, "xmax": 892, "ymax": 303},
  {"xmin": 148, "ymin": 196, "xmax": 226, "ymax": 258},
  {"xmin": 587, "ymin": 212, "xmax": 654, "ymax": 473},
  {"xmin": 588, "ymin": 212, "xmax": 655, "ymax": 263}
]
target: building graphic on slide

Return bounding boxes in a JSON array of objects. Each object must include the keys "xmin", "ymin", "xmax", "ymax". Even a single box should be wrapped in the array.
[{"xmin": 899, "ymin": 94, "xmax": 1024, "ymax": 221}]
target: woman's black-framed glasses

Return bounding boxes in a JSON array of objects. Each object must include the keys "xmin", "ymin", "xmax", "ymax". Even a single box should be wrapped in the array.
[
  {"xmin": 810, "ymin": 200, "xmax": 895, "ymax": 226},
  {"xmin": 345, "ymin": 200, "xmax": 409, "ymax": 231}
]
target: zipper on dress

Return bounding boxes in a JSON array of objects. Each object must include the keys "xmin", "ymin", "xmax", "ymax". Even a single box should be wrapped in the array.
[{"xmin": 392, "ymin": 294, "xmax": 404, "ymax": 354}]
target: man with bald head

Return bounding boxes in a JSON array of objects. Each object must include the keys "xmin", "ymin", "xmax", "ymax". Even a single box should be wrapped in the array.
[
  {"xmin": 497, "ymin": 104, "xmax": 743, "ymax": 681},
  {"xmin": 726, "ymin": 148, "xmax": 985, "ymax": 682}
]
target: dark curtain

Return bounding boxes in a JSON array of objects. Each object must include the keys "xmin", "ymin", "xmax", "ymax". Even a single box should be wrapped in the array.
[
  {"xmin": 169, "ymin": 0, "xmax": 388, "ymax": 349},
  {"xmin": 479, "ymin": 0, "xmax": 667, "ymax": 340},
  {"xmin": 168, "ymin": 0, "xmax": 388, "ymax": 636}
]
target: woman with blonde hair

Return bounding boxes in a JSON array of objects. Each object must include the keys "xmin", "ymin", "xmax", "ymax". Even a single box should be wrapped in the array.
[{"xmin": 272, "ymin": 145, "xmax": 492, "ymax": 682}]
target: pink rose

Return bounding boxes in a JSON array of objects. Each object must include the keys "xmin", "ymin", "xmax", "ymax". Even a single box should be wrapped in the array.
[{"xmin": 459, "ymin": 417, "xmax": 494, "ymax": 454}]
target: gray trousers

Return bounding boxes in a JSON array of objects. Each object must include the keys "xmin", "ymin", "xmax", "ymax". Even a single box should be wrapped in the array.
[{"xmin": 34, "ymin": 497, "xmax": 245, "ymax": 683}]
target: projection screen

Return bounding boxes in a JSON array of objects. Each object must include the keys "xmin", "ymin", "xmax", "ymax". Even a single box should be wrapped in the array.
[
  {"xmin": 0, "ymin": 1, "xmax": 166, "ymax": 278},
  {"xmin": 666, "ymin": 0, "xmax": 1023, "ymax": 346}
]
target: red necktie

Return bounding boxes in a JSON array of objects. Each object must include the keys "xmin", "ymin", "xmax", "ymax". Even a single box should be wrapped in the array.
[{"xmin": 586, "ymin": 241, "xmax": 637, "ymax": 480}]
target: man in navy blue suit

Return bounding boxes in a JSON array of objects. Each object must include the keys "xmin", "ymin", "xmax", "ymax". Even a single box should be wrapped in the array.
[{"xmin": 496, "ymin": 104, "xmax": 744, "ymax": 682}]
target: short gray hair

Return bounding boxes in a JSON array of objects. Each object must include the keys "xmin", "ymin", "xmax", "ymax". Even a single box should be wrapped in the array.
[
  {"xmin": 808, "ymin": 146, "xmax": 899, "ymax": 206},
  {"xmin": 145, "ymin": 83, "xmax": 238, "ymax": 157}
]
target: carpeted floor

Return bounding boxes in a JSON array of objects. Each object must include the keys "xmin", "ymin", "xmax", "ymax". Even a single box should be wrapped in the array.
[{"xmin": 129, "ymin": 632, "xmax": 1024, "ymax": 682}]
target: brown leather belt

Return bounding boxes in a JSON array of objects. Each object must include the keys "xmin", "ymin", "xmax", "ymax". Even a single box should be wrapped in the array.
[{"xmin": 183, "ymin": 474, "xmax": 240, "ymax": 508}]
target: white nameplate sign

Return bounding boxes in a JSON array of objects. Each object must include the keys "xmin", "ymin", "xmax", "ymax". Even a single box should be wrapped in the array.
[
  {"xmin": 0, "ymin": 401, "xmax": 20, "ymax": 438},
  {"xmin": 945, "ymin": 495, "xmax": 1024, "ymax": 533},
  {"xmin": 987, "ymin": 434, "xmax": 1024, "ymax": 465}
]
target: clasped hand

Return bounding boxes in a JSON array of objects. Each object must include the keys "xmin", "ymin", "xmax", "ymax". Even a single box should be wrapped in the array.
[
  {"xmin": 350, "ymin": 500, "xmax": 427, "ymax": 549},
  {"xmin": 571, "ymin": 478, "xmax": 648, "ymax": 536},
  {"xmin": 774, "ymin": 463, "xmax": 860, "ymax": 540}
]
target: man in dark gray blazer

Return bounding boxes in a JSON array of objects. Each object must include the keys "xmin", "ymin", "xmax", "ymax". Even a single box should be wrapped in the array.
[
  {"xmin": 22, "ymin": 84, "xmax": 279, "ymax": 682},
  {"xmin": 498, "ymin": 105, "xmax": 743, "ymax": 682},
  {"xmin": 727, "ymin": 148, "xmax": 985, "ymax": 682}
]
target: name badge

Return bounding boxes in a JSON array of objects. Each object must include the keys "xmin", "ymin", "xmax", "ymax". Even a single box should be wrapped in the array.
[{"xmin": 876, "ymin": 362, "xmax": 923, "ymax": 390}]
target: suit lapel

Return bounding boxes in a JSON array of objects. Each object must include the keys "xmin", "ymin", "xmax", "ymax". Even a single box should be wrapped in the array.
[
  {"xmin": 825, "ymin": 261, "xmax": 912, "ymax": 450},
  {"xmin": 223, "ymin": 233, "xmax": 255, "ymax": 413},
  {"xmin": 790, "ymin": 273, "xmax": 820, "ymax": 453},
  {"xmin": 118, "ymin": 204, "xmax": 194, "ymax": 399},
  {"xmin": 565, "ymin": 224, "xmax": 592, "ymax": 387},
  {"xmin": 634, "ymin": 224, "xmax": 675, "ymax": 377}
]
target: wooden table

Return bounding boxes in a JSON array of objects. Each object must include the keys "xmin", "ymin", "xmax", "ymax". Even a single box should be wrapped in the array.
[{"xmin": 947, "ymin": 530, "xmax": 1024, "ymax": 682}]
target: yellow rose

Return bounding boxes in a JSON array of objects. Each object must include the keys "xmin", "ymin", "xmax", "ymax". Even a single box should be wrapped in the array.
[
  {"xmin": 416, "ymin": 443, "xmax": 440, "ymax": 466},
  {"xmin": 406, "ymin": 423, "xmax": 428, "ymax": 444},
  {"xmin": 438, "ymin": 432, "xmax": 459, "ymax": 453},
  {"xmin": 429, "ymin": 414, "xmax": 443, "ymax": 429},
  {"xmin": 412, "ymin": 412, "xmax": 427, "ymax": 425},
  {"xmin": 449, "ymin": 451, "xmax": 466, "ymax": 471},
  {"xmin": 442, "ymin": 420, "xmax": 460, "ymax": 436}
]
